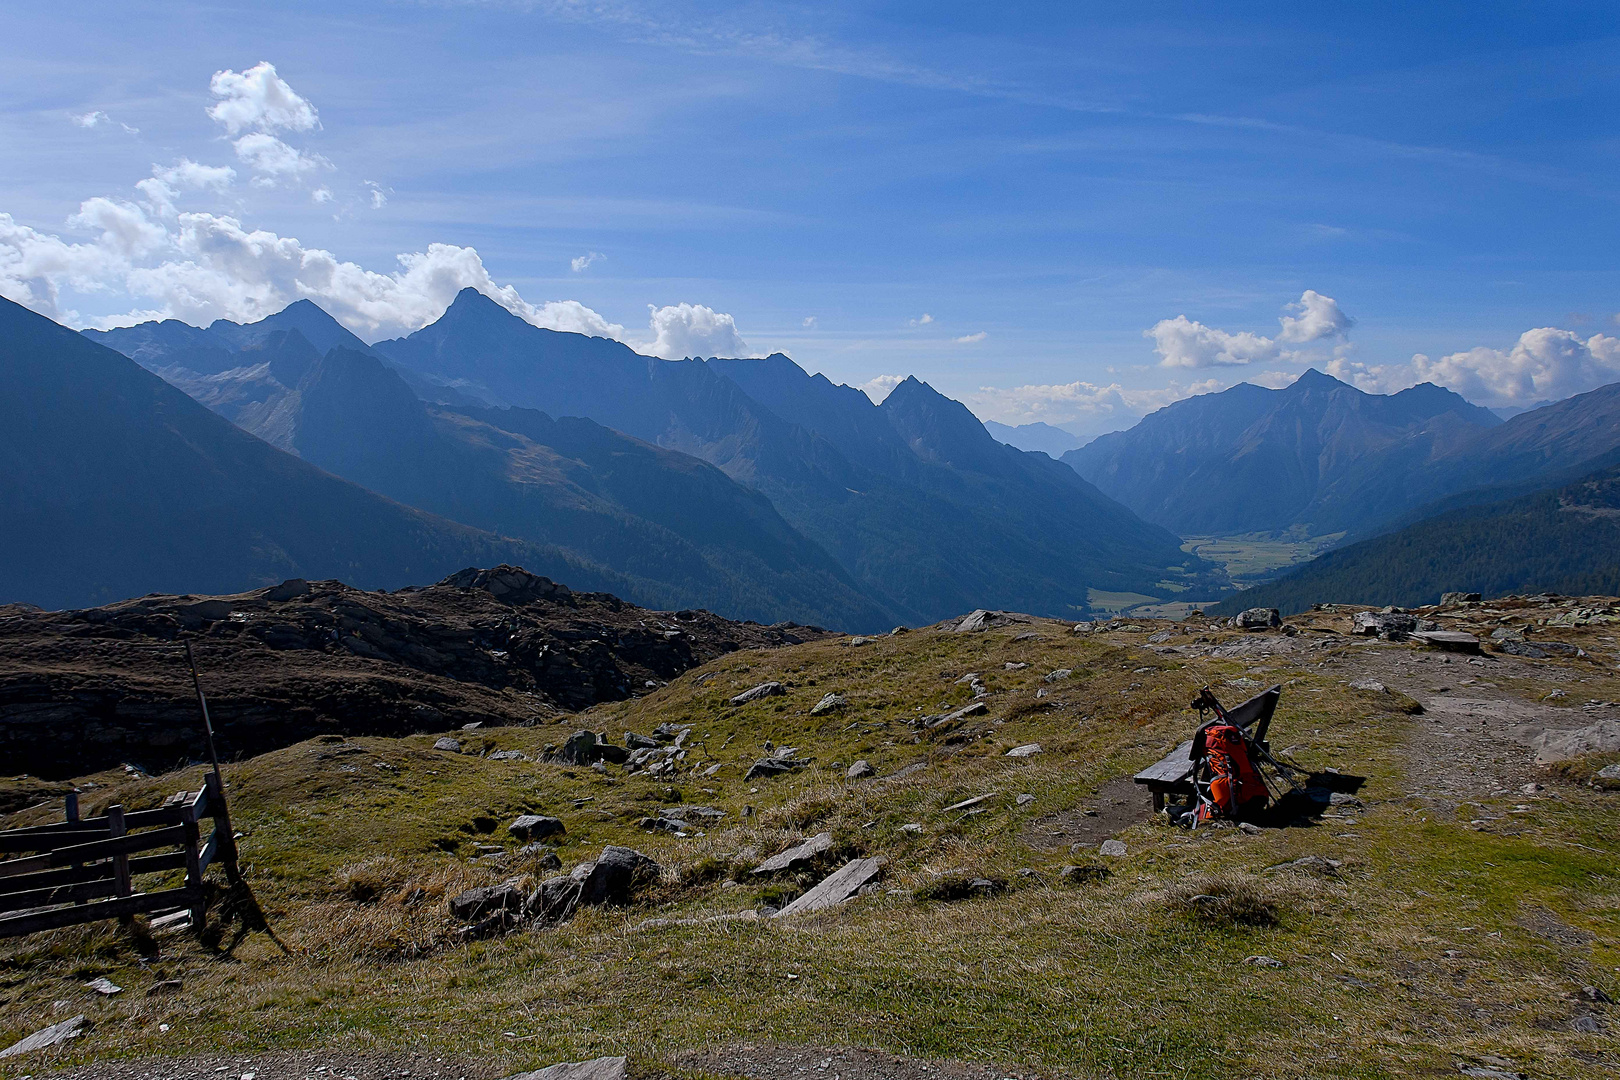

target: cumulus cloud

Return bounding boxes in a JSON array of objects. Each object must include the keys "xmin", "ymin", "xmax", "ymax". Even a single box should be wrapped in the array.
[
  {"xmin": 802, "ymin": 316, "xmax": 816, "ymax": 329},
  {"xmin": 860, "ymin": 374, "xmax": 906, "ymax": 403},
  {"xmin": 646, "ymin": 302, "xmax": 750, "ymax": 358},
  {"xmin": 954, "ymin": 331, "xmax": 987, "ymax": 344},
  {"xmin": 1147, "ymin": 290, "xmax": 1352, "ymax": 368},
  {"xmin": 571, "ymin": 251, "xmax": 604, "ymax": 273},
  {"xmin": 231, "ymin": 133, "xmax": 327, "ymax": 179},
  {"xmin": 1410, "ymin": 328, "xmax": 1620, "ymax": 405},
  {"xmin": 207, "ymin": 62, "xmax": 319, "ymax": 135},
  {"xmin": 312, "ymin": 187, "xmax": 334, "ymax": 204},
  {"xmin": 908, "ymin": 313, "xmax": 933, "ymax": 327}
]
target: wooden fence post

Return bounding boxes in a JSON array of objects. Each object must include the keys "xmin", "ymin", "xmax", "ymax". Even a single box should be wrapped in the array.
[
  {"xmin": 180, "ymin": 796, "xmax": 205, "ymax": 931},
  {"xmin": 106, "ymin": 805, "xmax": 132, "ymax": 927},
  {"xmin": 65, "ymin": 794, "xmax": 86, "ymax": 905}
]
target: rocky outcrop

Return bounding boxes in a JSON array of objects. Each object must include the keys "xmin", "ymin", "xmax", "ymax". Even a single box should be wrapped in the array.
[{"xmin": 0, "ymin": 570, "xmax": 823, "ymax": 779}]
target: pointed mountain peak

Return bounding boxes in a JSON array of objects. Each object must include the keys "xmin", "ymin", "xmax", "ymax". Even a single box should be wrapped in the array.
[
  {"xmin": 881, "ymin": 375, "xmax": 1005, "ymax": 470},
  {"xmin": 1289, "ymin": 367, "xmax": 1351, "ymax": 391},
  {"xmin": 443, "ymin": 287, "xmax": 519, "ymax": 322}
]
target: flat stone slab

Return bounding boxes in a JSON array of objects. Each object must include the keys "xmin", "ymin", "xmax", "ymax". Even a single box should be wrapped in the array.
[
  {"xmin": 941, "ymin": 793, "xmax": 994, "ymax": 813},
  {"xmin": 1414, "ymin": 630, "xmax": 1482, "ymax": 654},
  {"xmin": 754, "ymin": 831, "xmax": 834, "ymax": 873},
  {"xmin": 774, "ymin": 856, "xmax": 888, "ymax": 917},
  {"xmin": 1, "ymin": 1015, "xmax": 85, "ymax": 1058},
  {"xmin": 506, "ymin": 1056, "xmax": 628, "ymax": 1080},
  {"xmin": 1005, "ymin": 743, "xmax": 1042, "ymax": 757}
]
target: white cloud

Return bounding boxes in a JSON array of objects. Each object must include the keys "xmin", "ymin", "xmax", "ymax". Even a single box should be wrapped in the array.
[
  {"xmin": 71, "ymin": 110, "xmax": 138, "ymax": 135},
  {"xmin": 1147, "ymin": 290, "xmax": 1351, "ymax": 368},
  {"xmin": 908, "ymin": 313, "xmax": 933, "ymax": 327},
  {"xmin": 860, "ymin": 374, "xmax": 906, "ymax": 403},
  {"xmin": 1409, "ymin": 328, "xmax": 1620, "ymax": 405},
  {"xmin": 645, "ymin": 302, "xmax": 750, "ymax": 358},
  {"xmin": 1277, "ymin": 289, "xmax": 1352, "ymax": 344},
  {"xmin": 954, "ymin": 331, "xmax": 987, "ymax": 344},
  {"xmin": 571, "ymin": 251, "xmax": 605, "ymax": 273},
  {"xmin": 365, "ymin": 181, "xmax": 388, "ymax": 209},
  {"xmin": 312, "ymin": 187, "xmax": 334, "ymax": 205},
  {"xmin": 232, "ymin": 133, "xmax": 326, "ymax": 179},
  {"xmin": 968, "ymin": 376, "xmax": 1222, "ymax": 439},
  {"xmin": 802, "ymin": 315, "xmax": 816, "ymax": 329},
  {"xmin": 207, "ymin": 62, "xmax": 319, "ymax": 135}
]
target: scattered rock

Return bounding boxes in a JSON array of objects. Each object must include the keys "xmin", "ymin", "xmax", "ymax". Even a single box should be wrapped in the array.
[
  {"xmin": 1570, "ymin": 1014, "xmax": 1605, "ymax": 1033},
  {"xmin": 1057, "ymin": 863, "xmax": 1110, "ymax": 885},
  {"xmin": 1580, "ymin": 985, "xmax": 1614, "ymax": 1004},
  {"xmin": 432, "ymin": 737, "xmax": 462, "ymax": 753},
  {"xmin": 1071, "ymin": 621, "xmax": 1096, "ymax": 634},
  {"xmin": 773, "ymin": 856, "xmax": 888, "ymax": 917},
  {"xmin": 754, "ymin": 832, "xmax": 835, "ymax": 874},
  {"xmin": 508, "ymin": 814, "xmax": 565, "ymax": 842},
  {"xmin": 1414, "ymin": 630, "xmax": 1483, "ymax": 655},
  {"xmin": 942, "ymin": 793, "xmax": 994, "ymax": 813},
  {"xmin": 1005, "ymin": 743, "xmax": 1043, "ymax": 757},
  {"xmin": 517, "ymin": 844, "xmax": 563, "ymax": 869},
  {"xmin": 1246, "ymin": 955, "xmax": 1284, "ymax": 968},
  {"xmin": 488, "ymin": 750, "xmax": 528, "ymax": 761},
  {"xmin": 1352, "ymin": 611, "xmax": 1426, "ymax": 641},
  {"xmin": 1099, "ymin": 839, "xmax": 1127, "ymax": 857},
  {"xmin": 1003, "ymin": 661, "xmax": 1028, "ymax": 670},
  {"xmin": 0, "ymin": 1015, "xmax": 86, "ymax": 1059},
  {"xmin": 84, "ymin": 977, "xmax": 121, "ymax": 995},
  {"xmin": 1016, "ymin": 793, "xmax": 1035, "ymax": 807},
  {"xmin": 810, "ymin": 692, "xmax": 848, "ymax": 715},
  {"xmin": 744, "ymin": 756, "xmax": 810, "ymax": 781},
  {"xmin": 898, "ymin": 823, "xmax": 923, "ymax": 834},
  {"xmin": 1457, "ymin": 1064, "xmax": 1524, "ymax": 1080},
  {"xmin": 1441, "ymin": 592, "xmax": 1482, "ymax": 605},
  {"xmin": 1238, "ymin": 822, "xmax": 1262, "ymax": 835},
  {"xmin": 1596, "ymin": 763, "xmax": 1620, "ymax": 781},
  {"xmin": 624, "ymin": 732, "xmax": 659, "ymax": 750},
  {"xmin": 555, "ymin": 730, "xmax": 629, "ymax": 766},
  {"xmin": 504, "ymin": 1055, "xmax": 629, "ymax": 1080},
  {"xmin": 847, "ymin": 636, "xmax": 872, "ymax": 646},
  {"xmin": 449, "ymin": 878, "xmax": 525, "ymax": 921},
  {"xmin": 890, "ymin": 626, "xmax": 910, "ymax": 635},
  {"xmin": 1235, "ymin": 607, "xmax": 1282, "ymax": 630},
  {"xmin": 846, "ymin": 759, "xmax": 874, "ymax": 780},
  {"xmin": 1349, "ymin": 678, "xmax": 1386, "ymax": 693},
  {"xmin": 731, "ymin": 681, "xmax": 786, "ymax": 706},
  {"xmin": 1044, "ymin": 668, "xmax": 1073, "ymax": 683}
]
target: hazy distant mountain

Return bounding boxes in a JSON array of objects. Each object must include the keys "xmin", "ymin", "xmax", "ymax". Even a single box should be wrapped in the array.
[
  {"xmin": 1207, "ymin": 462, "xmax": 1620, "ymax": 615},
  {"xmin": 0, "ymin": 297, "xmax": 618, "ymax": 611},
  {"xmin": 1063, "ymin": 369, "xmax": 1503, "ymax": 536},
  {"xmin": 369, "ymin": 291, "xmax": 1209, "ymax": 622},
  {"xmin": 89, "ymin": 309, "xmax": 890, "ymax": 627},
  {"xmin": 982, "ymin": 420, "xmax": 1088, "ymax": 457}
]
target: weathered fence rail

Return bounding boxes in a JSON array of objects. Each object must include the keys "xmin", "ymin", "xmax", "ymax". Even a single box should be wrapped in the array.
[{"xmin": 0, "ymin": 773, "xmax": 233, "ymax": 938}]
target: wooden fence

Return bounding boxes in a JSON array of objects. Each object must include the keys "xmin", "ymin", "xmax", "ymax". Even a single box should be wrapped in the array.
[{"xmin": 0, "ymin": 773, "xmax": 233, "ymax": 938}]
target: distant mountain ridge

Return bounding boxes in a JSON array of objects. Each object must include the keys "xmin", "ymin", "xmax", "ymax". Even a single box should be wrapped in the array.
[
  {"xmin": 0, "ymin": 296, "xmax": 629, "ymax": 611},
  {"xmin": 1063, "ymin": 369, "xmax": 1511, "ymax": 536},
  {"xmin": 982, "ymin": 420, "xmax": 1088, "ymax": 457},
  {"xmin": 1207, "ymin": 461, "xmax": 1620, "ymax": 614}
]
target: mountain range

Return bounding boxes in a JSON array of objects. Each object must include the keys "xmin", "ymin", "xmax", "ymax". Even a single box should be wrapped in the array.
[
  {"xmin": 76, "ymin": 290, "xmax": 1212, "ymax": 627},
  {"xmin": 0, "ymin": 296, "xmax": 630, "ymax": 611},
  {"xmin": 982, "ymin": 420, "xmax": 1089, "ymax": 457}
]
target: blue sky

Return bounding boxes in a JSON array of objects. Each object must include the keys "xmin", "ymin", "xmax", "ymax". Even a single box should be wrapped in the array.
[{"xmin": 3, "ymin": 1, "xmax": 1619, "ymax": 431}]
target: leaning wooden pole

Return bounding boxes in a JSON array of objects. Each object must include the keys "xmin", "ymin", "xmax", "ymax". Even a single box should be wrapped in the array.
[{"xmin": 183, "ymin": 641, "xmax": 244, "ymax": 889}]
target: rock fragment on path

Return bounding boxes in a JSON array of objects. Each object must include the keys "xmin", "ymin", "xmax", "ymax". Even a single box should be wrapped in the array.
[
  {"xmin": 0, "ymin": 1015, "xmax": 86, "ymax": 1058},
  {"xmin": 504, "ymin": 1056, "xmax": 629, "ymax": 1080},
  {"xmin": 731, "ymin": 681, "xmax": 785, "ymax": 705},
  {"xmin": 754, "ymin": 831, "xmax": 834, "ymax": 874},
  {"xmin": 773, "ymin": 856, "xmax": 887, "ymax": 917}
]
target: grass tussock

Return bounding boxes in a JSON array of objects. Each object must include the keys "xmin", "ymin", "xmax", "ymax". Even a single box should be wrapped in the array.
[{"xmin": 1166, "ymin": 872, "xmax": 1284, "ymax": 928}]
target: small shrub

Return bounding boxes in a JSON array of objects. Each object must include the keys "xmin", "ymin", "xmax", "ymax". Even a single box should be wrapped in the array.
[{"xmin": 1167, "ymin": 873, "xmax": 1281, "ymax": 928}]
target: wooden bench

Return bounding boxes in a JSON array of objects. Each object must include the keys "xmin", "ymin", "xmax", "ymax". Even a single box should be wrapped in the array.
[{"xmin": 1132, "ymin": 685, "xmax": 1282, "ymax": 811}]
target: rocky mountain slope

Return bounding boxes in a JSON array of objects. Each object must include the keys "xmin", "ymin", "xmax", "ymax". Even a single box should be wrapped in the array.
[
  {"xmin": 0, "ymin": 297, "xmax": 613, "ymax": 612},
  {"xmin": 1063, "ymin": 368, "xmax": 1502, "ymax": 536},
  {"xmin": 0, "ymin": 564, "xmax": 822, "ymax": 779},
  {"xmin": 1208, "ymin": 462, "xmax": 1620, "ymax": 615}
]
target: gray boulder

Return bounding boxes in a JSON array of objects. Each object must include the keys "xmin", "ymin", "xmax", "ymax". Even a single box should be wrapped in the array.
[
  {"xmin": 432, "ymin": 737, "xmax": 462, "ymax": 753},
  {"xmin": 745, "ymin": 756, "xmax": 809, "ymax": 781},
  {"xmin": 504, "ymin": 1056, "xmax": 628, "ymax": 1080},
  {"xmin": 1235, "ymin": 607, "xmax": 1282, "ymax": 630},
  {"xmin": 754, "ymin": 832, "xmax": 835, "ymax": 874},
  {"xmin": 449, "ymin": 878, "xmax": 525, "ymax": 921},
  {"xmin": 846, "ymin": 759, "xmax": 874, "ymax": 780},
  {"xmin": 624, "ymin": 732, "xmax": 659, "ymax": 749},
  {"xmin": 555, "ymin": 730, "xmax": 629, "ymax": 766},
  {"xmin": 1441, "ymin": 591, "xmax": 1482, "ymax": 605},
  {"xmin": 1351, "ymin": 611, "xmax": 1427, "ymax": 640},
  {"xmin": 810, "ymin": 692, "xmax": 848, "ymax": 715},
  {"xmin": 730, "ymin": 682, "xmax": 786, "ymax": 706},
  {"xmin": 575, "ymin": 846, "xmax": 661, "ymax": 907},
  {"xmin": 508, "ymin": 814, "xmax": 566, "ymax": 842}
]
